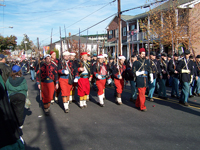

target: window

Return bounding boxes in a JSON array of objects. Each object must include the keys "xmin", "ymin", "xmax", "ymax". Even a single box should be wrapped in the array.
[
  {"xmin": 115, "ymin": 29, "xmax": 118, "ymax": 38},
  {"xmin": 123, "ymin": 27, "xmax": 127, "ymax": 36},
  {"xmin": 109, "ymin": 30, "xmax": 113, "ymax": 39},
  {"xmin": 131, "ymin": 25, "xmax": 135, "ymax": 30}
]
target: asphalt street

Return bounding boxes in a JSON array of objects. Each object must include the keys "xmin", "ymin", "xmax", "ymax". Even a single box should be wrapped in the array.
[{"xmin": 22, "ymin": 74, "xmax": 200, "ymax": 150}]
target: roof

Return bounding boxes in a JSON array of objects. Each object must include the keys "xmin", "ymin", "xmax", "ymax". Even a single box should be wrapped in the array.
[
  {"xmin": 105, "ymin": 14, "xmax": 135, "ymax": 29},
  {"xmin": 81, "ymin": 34, "xmax": 107, "ymax": 38},
  {"xmin": 53, "ymin": 35, "xmax": 97, "ymax": 45},
  {"xmin": 126, "ymin": 0, "xmax": 197, "ymax": 22},
  {"xmin": 127, "ymin": 12, "xmax": 148, "ymax": 22},
  {"xmin": 121, "ymin": 15, "xmax": 135, "ymax": 21},
  {"xmin": 152, "ymin": 0, "xmax": 194, "ymax": 11}
]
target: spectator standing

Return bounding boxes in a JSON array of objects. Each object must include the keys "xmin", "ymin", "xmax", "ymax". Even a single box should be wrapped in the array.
[
  {"xmin": 6, "ymin": 65, "xmax": 28, "ymax": 128},
  {"xmin": 0, "ymin": 54, "xmax": 11, "ymax": 83}
]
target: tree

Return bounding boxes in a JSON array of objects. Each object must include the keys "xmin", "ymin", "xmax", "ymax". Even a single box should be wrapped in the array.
[
  {"xmin": 140, "ymin": 0, "xmax": 189, "ymax": 54},
  {"xmin": 20, "ymin": 34, "xmax": 34, "ymax": 50},
  {"xmin": 0, "ymin": 35, "xmax": 17, "ymax": 52},
  {"xmin": 68, "ymin": 39, "xmax": 88, "ymax": 59}
]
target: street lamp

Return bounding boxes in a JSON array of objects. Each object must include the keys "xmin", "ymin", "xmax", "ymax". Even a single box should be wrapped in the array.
[{"xmin": 0, "ymin": 26, "xmax": 13, "ymax": 29}]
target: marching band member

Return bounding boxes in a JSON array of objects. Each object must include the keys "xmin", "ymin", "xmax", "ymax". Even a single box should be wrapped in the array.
[
  {"xmin": 58, "ymin": 51, "xmax": 78, "ymax": 113},
  {"xmin": 36, "ymin": 54, "xmax": 59, "ymax": 115},
  {"xmin": 69, "ymin": 52, "xmax": 78, "ymax": 103},
  {"xmin": 132, "ymin": 48, "xmax": 153, "ymax": 111},
  {"xmin": 92, "ymin": 54, "xmax": 111, "ymax": 107},
  {"xmin": 113, "ymin": 55, "xmax": 126, "ymax": 105},
  {"xmin": 77, "ymin": 52, "xmax": 92, "ymax": 108},
  {"xmin": 50, "ymin": 51, "xmax": 61, "ymax": 103}
]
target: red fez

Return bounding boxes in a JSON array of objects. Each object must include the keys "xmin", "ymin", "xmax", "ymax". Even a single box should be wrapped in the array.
[
  {"xmin": 139, "ymin": 48, "xmax": 145, "ymax": 53},
  {"xmin": 81, "ymin": 52, "xmax": 88, "ymax": 56},
  {"xmin": 50, "ymin": 51, "xmax": 55, "ymax": 55}
]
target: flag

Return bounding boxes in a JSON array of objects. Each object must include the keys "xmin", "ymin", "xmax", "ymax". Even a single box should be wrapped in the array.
[
  {"xmin": 21, "ymin": 54, "xmax": 25, "ymax": 61},
  {"xmin": 43, "ymin": 47, "xmax": 46, "ymax": 56}
]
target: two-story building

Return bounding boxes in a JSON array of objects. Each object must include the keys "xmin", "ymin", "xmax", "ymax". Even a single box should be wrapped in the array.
[{"xmin": 105, "ymin": 0, "xmax": 200, "ymax": 59}]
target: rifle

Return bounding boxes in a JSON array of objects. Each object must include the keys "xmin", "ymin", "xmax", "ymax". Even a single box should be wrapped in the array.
[
  {"xmin": 114, "ymin": 40, "xmax": 117, "ymax": 65},
  {"xmin": 96, "ymin": 32, "xmax": 99, "ymax": 74},
  {"xmin": 128, "ymin": 31, "xmax": 131, "ymax": 67},
  {"xmin": 50, "ymin": 28, "xmax": 53, "ymax": 51},
  {"xmin": 171, "ymin": 31, "xmax": 176, "ymax": 69},
  {"xmin": 102, "ymin": 35, "xmax": 105, "ymax": 55},
  {"xmin": 59, "ymin": 27, "xmax": 63, "ymax": 60},
  {"xmin": 181, "ymin": 47, "xmax": 189, "ymax": 70},
  {"xmin": 64, "ymin": 25, "xmax": 70, "ymax": 52},
  {"xmin": 85, "ymin": 30, "xmax": 88, "ymax": 52},
  {"xmin": 37, "ymin": 37, "xmax": 42, "ymax": 101},
  {"xmin": 96, "ymin": 31, "xmax": 99, "ymax": 56},
  {"xmin": 117, "ymin": 38, "xmax": 121, "ymax": 76},
  {"xmin": 79, "ymin": 28, "xmax": 82, "ymax": 67},
  {"xmin": 189, "ymin": 33, "xmax": 200, "ymax": 71}
]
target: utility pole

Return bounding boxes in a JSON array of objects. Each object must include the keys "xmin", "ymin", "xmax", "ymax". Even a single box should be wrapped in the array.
[
  {"xmin": 117, "ymin": 0, "xmax": 122, "ymax": 55},
  {"xmin": 50, "ymin": 28, "xmax": 53, "ymax": 51}
]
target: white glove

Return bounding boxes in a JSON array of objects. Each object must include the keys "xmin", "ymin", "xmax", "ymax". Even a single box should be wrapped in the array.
[
  {"xmin": 136, "ymin": 71, "xmax": 144, "ymax": 76},
  {"xmin": 181, "ymin": 69, "xmax": 190, "ymax": 74},
  {"xmin": 97, "ymin": 75, "xmax": 102, "ymax": 79},
  {"xmin": 136, "ymin": 71, "xmax": 147, "ymax": 76},
  {"xmin": 64, "ymin": 70, "xmax": 69, "ymax": 75},
  {"xmin": 107, "ymin": 79, "xmax": 112, "ymax": 84},
  {"xmin": 150, "ymin": 73, "xmax": 154, "ymax": 83},
  {"xmin": 74, "ymin": 78, "xmax": 78, "ymax": 83},
  {"xmin": 190, "ymin": 75, "xmax": 193, "ymax": 84}
]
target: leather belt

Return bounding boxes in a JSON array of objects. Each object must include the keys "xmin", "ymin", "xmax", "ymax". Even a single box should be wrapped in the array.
[{"xmin": 80, "ymin": 75, "xmax": 88, "ymax": 78}]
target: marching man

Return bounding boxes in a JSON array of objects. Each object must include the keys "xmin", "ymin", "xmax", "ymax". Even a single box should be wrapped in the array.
[
  {"xmin": 69, "ymin": 52, "xmax": 78, "ymax": 103},
  {"xmin": 36, "ymin": 54, "xmax": 59, "ymax": 115},
  {"xmin": 194, "ymin": 55, "xmax": 200, "ymax": 96},
  {"xmin": 132, "ymin": 48, "xmax": 153, "ymax": 111},
  {"xmin": 77, "ymin": 52, "xmax": 92, "ymax": 108},
  {"xmin": 176, "ymin": 50, "xmax": 194, "ymax": 106},
  {"xmin": 92, "ymin": 54, "xmax": 111, "ymax": 107},
  {"xmin": 58, "ymin": 51, "xmax": 78, "ymax": 113},
  {"xmin": 50, "ymin": 51, "xmax": 61, "ymax": 103},
  {"xmin": 113, "ymin": 55, "xmax": 126, "ymax": 105}
]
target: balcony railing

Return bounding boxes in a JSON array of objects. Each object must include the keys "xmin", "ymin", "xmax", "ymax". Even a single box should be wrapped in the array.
[{"xmin": 128, "ymin": 32, "xmax": 158, "ymax": 42}]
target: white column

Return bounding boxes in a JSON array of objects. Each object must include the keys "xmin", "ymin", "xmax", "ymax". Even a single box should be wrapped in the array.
[
  {"xmin": 160, "ymin": 12, "xmax": 164, "ymax": 53},
  {"xmin": 137, "ymin": 19, "xmax": 139, "ymax": 53},
  {"xmin": 127, "ymin": 22, "xmax": 129, "ymax": 59}
]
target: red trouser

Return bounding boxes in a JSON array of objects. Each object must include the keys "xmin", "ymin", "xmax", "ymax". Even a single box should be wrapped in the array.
[
  {"xmin": 114, "ymin": 78, "xmax": 124, "ymax": 94},
  {"xmin": 96, "ymin": 79, "xmax": 106, "ymax": 95},
  {"xmin": 59, "ymin": 78, "xmax": 73, "ymax": 96},
  {"xmin": 41, "ymin": 82, "xmax": 54, "ymax": 104},
  {"xmin": 78, "ymin": 78, "xmax": 90, "ymax": 97},
  {"xmin": 135, "ymin": 87, "xmax": 146, "ymax": 110}
]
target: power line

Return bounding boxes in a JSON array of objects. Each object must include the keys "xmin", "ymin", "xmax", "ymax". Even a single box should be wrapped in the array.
[
  {"xmin": 35, "ymin": 0, "xmax": 164, "ymax": 45},
  {"xmin": 36, "ymin": 0, "xmax": 116, "ymax": 44},
  {"xmin": 5, "ymin": 2, "xmax": 110, "ymax": 15},
  {"xmin": 17, "ymin": 0, "xmax": 93, "ymax": 22}
]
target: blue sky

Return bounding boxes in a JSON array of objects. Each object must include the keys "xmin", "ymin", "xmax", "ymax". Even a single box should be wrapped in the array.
[{"xmin": 0, "ymin": 0, "xmax": 151, "ymax": 47}]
